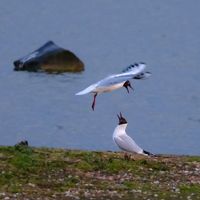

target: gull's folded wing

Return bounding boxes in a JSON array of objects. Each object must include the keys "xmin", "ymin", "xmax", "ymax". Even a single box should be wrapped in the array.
[{"xmin": 114, "ymin": 134, "xmax": 143, "ymax": 153}]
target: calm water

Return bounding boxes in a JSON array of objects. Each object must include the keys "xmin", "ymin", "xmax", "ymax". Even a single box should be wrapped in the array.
[{"xmin": 0, "ymin": 0, "xmax": 200, "ymax": 155}]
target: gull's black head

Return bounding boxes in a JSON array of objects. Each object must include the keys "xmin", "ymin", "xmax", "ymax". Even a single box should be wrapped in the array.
[
  {"xmin": 117, "ymin": 112, "xmax": 127, "ymax": 125},
  {"xmin": 123, "ymin": 80, "xmax": 133, "ymax": 93}
]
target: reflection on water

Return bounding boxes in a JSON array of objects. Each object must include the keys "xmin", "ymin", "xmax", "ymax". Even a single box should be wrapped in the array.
[{"xmin": 0, "ymin": 0, "xmax": 200, "ymax": 155}]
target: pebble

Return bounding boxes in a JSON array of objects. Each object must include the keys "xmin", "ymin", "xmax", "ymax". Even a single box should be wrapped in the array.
[
  {"xmin": 154, "ymin": 180, "xmax": 160, "ymax": 184},
  {"xmin": 131, "ymin": 189, "xmax": 137, "ymax": 193},
  {"xmin": 159, "ymin": 171, "xmax": 165, "ymax": 174},
  {"xmin": 28, "ymin": 183, "xmax": 36, "ymax": 187},
  {"xmin": 175, "ymin": 188, "xmax": 180, "ymax": 193}
]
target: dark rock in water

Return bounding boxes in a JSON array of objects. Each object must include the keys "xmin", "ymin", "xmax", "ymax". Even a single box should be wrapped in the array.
[{"xmin": 14, "ymin": 41, "xmax": 84, "ymax": 73}]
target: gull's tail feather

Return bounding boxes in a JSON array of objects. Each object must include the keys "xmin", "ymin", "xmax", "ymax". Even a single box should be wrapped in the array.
[
  {"xmin": 143, "ymin": 150, "xmax": 155, "ymax": 156},
  {"xmin": 122, "ymin": 62, "xmax": 146, "ymax": 73}
]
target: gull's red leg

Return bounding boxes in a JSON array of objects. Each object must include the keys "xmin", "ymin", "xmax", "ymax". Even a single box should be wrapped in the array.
[
  {"xmin": 92, "ymin": 93, "xmax": 97, "ymax": 110},
  {"xmin": 129, "ymin": 83, "xmax": 134, "ymax": 91},
  {"xmin": 125, "ymin": 86, "xmax": 129, "ymax": 93},
  {"xmin": 124, "ymin": 153, "xmax": 133, "ymax": 161}
]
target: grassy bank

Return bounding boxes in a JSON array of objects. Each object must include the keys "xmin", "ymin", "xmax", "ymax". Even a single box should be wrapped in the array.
[{"xmin": 0, "ymin": 146, "xmax": 199, "ymax": 200}]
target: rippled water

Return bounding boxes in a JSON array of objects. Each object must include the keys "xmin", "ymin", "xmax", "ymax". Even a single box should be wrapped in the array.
[{"xmin": 0, "ymin": 0, "xmax": 200, "ymax": 155}]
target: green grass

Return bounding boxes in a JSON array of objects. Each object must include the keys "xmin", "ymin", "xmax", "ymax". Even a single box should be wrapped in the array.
[
  {"xmin": 185, "ymin": 156, "xmax": 200, "ymax": 162},
  {"xmin": 179, "ymin": 184, "xmax": 200, "ymax": 195},
  {"xmin": 0, "ymin": 146, "xmax": 199, "ymax": 199}
]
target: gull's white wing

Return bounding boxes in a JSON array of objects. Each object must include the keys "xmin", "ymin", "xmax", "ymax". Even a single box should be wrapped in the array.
[
  {"xmin": 121, "ymin": 63, "xmax": 146, "ymax": 74},
  {"xmin": 97, "ymin": 63, "xmax": 146, "ymax": 87},
  {"xmin": 134, "ymin": 72, "xmax": 151, "ymax": 80},
  {"xmin": 114, "ymin": 134, "xmax": 143, "ymax": 154},
  {"xmin": 76, "ymin": 63, "xmax": 147, "ymax": 94},
  {"xmin": 76, "ymin": 83, "xmax": 98, "ymax": 95}
]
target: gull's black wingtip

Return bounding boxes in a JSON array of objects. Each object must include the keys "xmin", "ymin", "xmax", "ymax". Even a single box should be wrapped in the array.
[{"xmin": 143, "ymin": 150, "xmax": 155, "ymax": 156}]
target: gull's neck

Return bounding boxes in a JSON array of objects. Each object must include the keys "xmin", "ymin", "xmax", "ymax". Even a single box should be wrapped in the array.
[{"xmin": 113, "ymin": 123, "xmax": 128, "ymax": 136}]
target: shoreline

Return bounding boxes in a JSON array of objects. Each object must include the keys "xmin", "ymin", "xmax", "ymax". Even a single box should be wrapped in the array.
[{"xmin": 0, "ymin": 145, "xmax": 199, "ymax": 199}]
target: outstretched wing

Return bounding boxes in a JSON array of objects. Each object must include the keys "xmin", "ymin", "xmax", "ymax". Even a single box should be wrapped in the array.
[
  {"xmin": 76, "ymin": 83, "xmax": 97, "ymax": 95},
  {"xmin": 97, "ymin": 63, "xmax": 147, "ymax": 87},
  {"xmin": 122, "ymin": 63, "xmax": 146, "ymax": 74},
  {"xmin": 134, "ymin": 72, "xmax": 151, "ymax": 80}
]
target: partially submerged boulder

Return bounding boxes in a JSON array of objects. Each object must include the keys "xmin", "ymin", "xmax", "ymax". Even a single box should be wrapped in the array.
[{"xmin": 14, "ymin": 41, "xmax": 84, "ymax": 73}]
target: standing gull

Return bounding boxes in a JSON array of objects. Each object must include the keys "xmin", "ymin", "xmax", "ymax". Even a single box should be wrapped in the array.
[
  {"xmin": 76, "ymin": 63, "xmax": 151, "ymax": 110},
  {"xmin": 113, "ymin": 112, "xmax": 153, "ymax": 157}
]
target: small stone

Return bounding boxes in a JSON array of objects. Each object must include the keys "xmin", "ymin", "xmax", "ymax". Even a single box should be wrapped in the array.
[
  {"xmin": 131, "ymin": 189, "xmax": 137, "ymax": 193},
  {"xmin": 28, "ymin": 183, "xmax": 35, "ymax": 187},
  {"xmin": 159, "ymin": 171, "xmax": 165, "ymax": 174},
  {"xmin": 0, "ymin": 193, "xmax": 5, "ymax": 196},
  {"xmin": 175, "ymin": 188, "xmax": 180, "ymax": 193},
  {"xmin": 154, "ymin": 180, "xmax": 160, "ymax": 184}
]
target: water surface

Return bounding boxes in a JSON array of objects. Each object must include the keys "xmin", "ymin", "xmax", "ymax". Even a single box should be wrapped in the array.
[{"xmin": 0, "ymin": 0, "xmax": 200, "ymax": 155}]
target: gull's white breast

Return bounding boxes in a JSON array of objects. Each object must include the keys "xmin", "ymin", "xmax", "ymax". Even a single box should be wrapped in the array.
[{"xmin": 93, "ymin": 82, "xmax": 124, "ymax": 93}]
